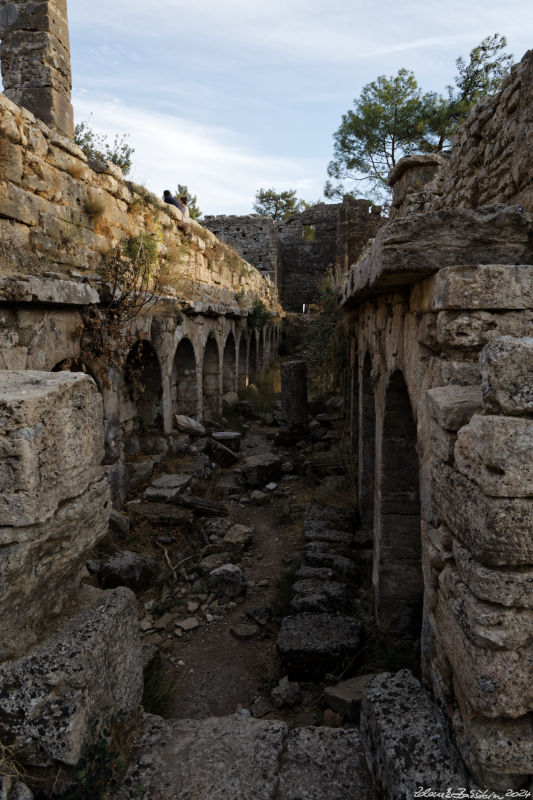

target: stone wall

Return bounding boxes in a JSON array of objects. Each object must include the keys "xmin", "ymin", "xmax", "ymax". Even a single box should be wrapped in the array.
[
  {"xmin": 342, "ymin": 204, "xmax": 533, "ymax": 787},
  {"xmin": 202, "ymin": 214, "xmax": 281, "ymax": 287},
  {"xmin": 389, "ymin": 49, "xmax": 533, "ymax": 218}
]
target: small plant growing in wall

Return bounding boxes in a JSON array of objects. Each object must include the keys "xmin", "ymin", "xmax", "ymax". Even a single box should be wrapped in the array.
[{"xmin": 247, "ymin": 299, "xmax": 270, "ymax": 330}]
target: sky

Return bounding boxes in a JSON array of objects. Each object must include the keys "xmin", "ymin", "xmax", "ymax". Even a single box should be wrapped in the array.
[{"xmin": 68, "ymin": 0, "xmax": 533, "ymax": 216}]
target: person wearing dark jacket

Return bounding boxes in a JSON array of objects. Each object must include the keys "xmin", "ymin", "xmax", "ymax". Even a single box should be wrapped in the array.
[{"xmin": 163, "ymin": 189, "xmax": 183, "ymax": 211}]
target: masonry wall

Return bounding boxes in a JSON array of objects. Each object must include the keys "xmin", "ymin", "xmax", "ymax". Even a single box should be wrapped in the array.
[{"xmin": 202, "ymin": 214, "xmax": 281, "ymax": 287}]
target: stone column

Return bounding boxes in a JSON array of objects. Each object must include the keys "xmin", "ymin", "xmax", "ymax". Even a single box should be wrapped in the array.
[
  {"xmin": 0, "ymin": 0, "xmax": 74, "ymax": 137},
  {"xmin": 280, "ymin": 360, "xmax": 308, "ymax": 437}
]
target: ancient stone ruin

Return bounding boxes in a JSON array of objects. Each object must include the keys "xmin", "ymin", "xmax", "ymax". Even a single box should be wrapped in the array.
[{"xmin": 0, "ymin": 1, "xmax": 532, "ymax": 797}]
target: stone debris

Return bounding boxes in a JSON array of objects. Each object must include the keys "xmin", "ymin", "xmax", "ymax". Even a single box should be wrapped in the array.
[
  {"xmin": 270, "ymin": 676, "xmax": 302, "ymax": 709},
  {"xmin": 126, "ymin": 501, "xmax": 194, "ymax": 527},
  {"xmin": 208, "ymin": 564, "xmax": 247, "ymax": 598},
  {"xmin": 223, "ymin": 523, "xmax": 254, "ymax": 554},
  {"xmin": 99, "ymin": 550, "xmax": 161, "ymax": 592},
  {"xmin": 209, "ymin": 439, "xmax": 240, "ymax": 467},
  {"xmin": 0, "ymin": 778, "xmax": 34, "ymax": 800},
  {"xmin": 109, "ymin": 509, "xmax": 130, "ymax": 536},
  {"xmin": 240, "ymin": 453, "xmax": 282, "ymax": 486},
  {"xmin": 324, "ymin": 674, "xmax": 377, "ymax": 722},
  {"xmin": 230, "ymin": 622, "xmax": 258, "ymax": 640},
  {"xmin": 212, "ymin": 431, "xmax": 242, "ymax": 451},
  {"xmin": 250, "ymin": 489, "xmax": 269, "ymax": 504},
  {"xmin": 175, "ymin": 617, "xmax": 199, "ymax": 632},
  {"xmin": 142, "ymin": 473, "xmax": 192, "ymax": 501},
  {"xmin": 175, "ymin": 414, "xmax": 206, "ymax": 436},
  {"xmin": 361, "ymin": 670, "xmax": 471, "ymax": 798}
]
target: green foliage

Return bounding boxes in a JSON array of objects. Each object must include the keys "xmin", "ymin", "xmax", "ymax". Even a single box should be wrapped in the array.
[
  {"xmin": 326, "ymin": 34, "xmax": 512, "ymax": 200},
  {"xmin": 253, "ymin": 188, "xmax": 308, "ymax": 221},
  {"xmin": 175, "ymin": 184, "xmax": 202, "ymax": 219},
  {"xmin": 247, "ymin": 299, "xmax": 270, "ymax": 330},
  {"xmin": 123, "ymin": 233, "xmax": 159, "ymax": 269},
  {"xmin": 74, "ymin": 120, "xmax": 134, "ymax": 176},
  {"xmin": 304, "ymin": 270, "xmax": 348, "ymax": 396}
]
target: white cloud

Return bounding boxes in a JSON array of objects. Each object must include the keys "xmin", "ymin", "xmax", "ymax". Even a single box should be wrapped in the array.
[{"xmin": 73, "ymin": 92, "xmax": 324, "ymax": 215}]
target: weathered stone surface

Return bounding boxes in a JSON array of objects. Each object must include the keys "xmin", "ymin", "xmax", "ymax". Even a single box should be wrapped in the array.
[
  {"xmin": 304, "ymin": 503, "xmax": 355, "ymax": 533},
  {"xmin": 361, "ymin": 670, "xmax": 470, "ymax": 798},
  {"xmin": 342, "ymin": 205, "xmax": 533, "ymax": 307},
  {"xmin": 432, "ymin": 462, "xmax": 533, "ymax": 566},
  {"xmin": 480, "ymin": 336, "xmax": 533, "ymax": 415},
  {"xmin": 0, "ymin": 778, "xmax": 34, "ymax": 800},
  {"xmin": 453, "ymin": 539, "xmax": 533, "ymax": 609},
  {"xmin": 455, "ymin": 414, "xmax": 533, "ymax": 496},
  {"xmin": 436, "ymin": 599, "xmax": 533, "ymax": 717},
  {"xmin": 0, "ymin": 274, "xmax": 99, "ymax": 305},
  {"xmin": 324, "ymin": 674, "xmax": 377, "ymax": 722},
  {"xmin": 210, "ymin": 439, "xmax": 240, "ymax": 467},
  {"xmin": 208, "ymin": 564, "xmax": 246, "ymax": 598},
  {"xmin": 278, "ymin": 726, "xmax": 374, "ymax": 800},
  {"xmin": 291, "ymin": 580, "xmax": 348, "ymax": 613},
  {"xmin": 175, "ymin": 414, "xmax": 206, "ymax": 436},
  {"xmin": 116, "ymin": 713, "xmax": 287, "ymax": 800},
  {"xmin": 454, "ymin": 707, "xmax": 533, "ymax": 777},
  {"xmin": 240, "ymin": 453, "xmax": 282, "ymax": 486},
  {"xmin": 439, "ymin": 565, "xmax": 533, "ymax": 649},
  {"xmin": 426, "ymin": 385, "xmax": 482, "ymax": 431},
  {"xmin": 281, "ymin": 360, "xmax": 308, "ymax": 430},
  {"xmin": 277, "ymin": 613, "xmax": 361, "ymax": 680},
  {"xmin": 0, "ymin": 587, "xmax": 142, "ymax": 767},
  {"xmin": 212, "ymin": 431, "xmax": 242, "ymax": 451},
  {"xmin": 109, "ymin": 509, "xmax": 130, "ymax": 536},
  {"xmin": 303, "ymin": 528, "xmax": 353, "ymax": 545},
  {"xmin": 0, "ymin": 476, "xmax": 110, "ymax": 654},
  {"xmin": 303, "ymin": 549, "xmax": 357, "ymax": 576},
  {"xmin": 126, "ymin": 501, "xmax": 194, "ymax": 527},
  {"xmin": 410, "ymin": 264, "xmax": 533, "ymax": 311},
  {"xmin": 99, "ymin": 550, "xmax": 161, "ymax": 592},
  {"xmin": 0, "ymin": 371, "xmax": 104, "ymax": 526},
  {"xmin": 223, "ymin": 523, "xmax": 254, "ymax": 554}
]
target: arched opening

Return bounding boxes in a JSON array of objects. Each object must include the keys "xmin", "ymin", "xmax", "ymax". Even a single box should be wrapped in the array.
[
  {"xmin": 222, "ymin": 333, "xmax": 236, "ymax": 394},
  {"xmin": 52, "ymin": 358, "xmax": 100, "ymax": 388},
  {"xmin": 125, "ymin": 340, "xmax": 163, "ymax": 430},
  {"xmin": 238, "ymin": 335, "xmax": 248, "ymax": 391},
  {"xmin": 172, "ymin": 338, "xmax": 197, "ymax": 418},
  {"xmin": 376, "ymin": 370, "xmax": 422, "ymax": 635},
  {"xmin": 359, "ymin": 354, "xmax": 375, "ymax": 530},
  {"xmin": 248, "ymin": 335, "xmax": 257, "ymax": 379},
  {"xmin": 203, "ymin": 338, "xmax": 220, "ymax": 418}
]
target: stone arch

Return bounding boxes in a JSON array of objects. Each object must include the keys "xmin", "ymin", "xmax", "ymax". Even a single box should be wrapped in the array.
[
  {"xmin": 172, "ymin": 337, "xmax": 198, "ymax": 418},
  {"xmin": 359, "ymin": 353, "xmax": 376, "ymax": 530},
  {"xmin": 248, "ymin": 334, "xmax": 257, "ymax": 378},
  {"xmin": 238, "ymin": 335, "xmax": 248, "ymax": 390},
  {"xmin": 375, "ymin": 369, "xmax": 422, "ymax": 635},
  {"xmin": 124, "ymin": 339, "xmax": 163, "ymax": 430},
  {"xmin": 203, "ymin": 338, "xmax": 220, "ymax": 417},
  {"xmin": 222, "ymin": 332, "xmax": 237, "ymax": 394}
]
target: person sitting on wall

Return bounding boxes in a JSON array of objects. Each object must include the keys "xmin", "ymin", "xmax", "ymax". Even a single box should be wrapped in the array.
[
  {"xmin": 179, "ymin": 195, "xmax": 190, "ymax": 218},
  {"xmin": 163, "ymin": 189, "xmax": 187, "ymax": 215}
]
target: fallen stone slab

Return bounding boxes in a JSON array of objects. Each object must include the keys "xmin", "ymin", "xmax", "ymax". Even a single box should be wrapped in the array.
[
  {"xmin": 212, "ymin": 431, "xmax": 242, "ymax": 452},
  {"xmin": 99, "ymin": 550, "xmax": 161, "ymax": 592},
  {"xmin": 174, "ymin": 495, "xmax": 229, "ymax": 517},
  {"xmin": 116, "ymin": 713, "xmax": 287, "ymax": 800},
  {"xmin": 142, "ymin": 473, "xmax": 191, "ymax": 502},
  {"xmin": 126, "ymin": 501, "xmax": 194, "ymax": 527},
  {"xmin": 175, "ymin": 414, "xmax": 206, "ymax": 436},
  {"xmin": 0, "ymin": 587, "xmax": 142, "ymax": 767},
  {"xmin": 361, "ymin": 669, "xmax": 470, "ymax": 799},
  {"xmin": 209, "ymin": 439, "xmax": 240, "ymax": 467},
  {"xmin": 278, "ymin": 726, "xmax": 374, "ymax": 800},
  {"xmin": 277, "ymin": 613, "xmax": 362, "ymax": 680},
  {"xmin": 223, "ymin": 523, "xmax": 254, "ymax": 554},
  {"xmin": 240, "ymin": 454, "xmax": 282, "ymax": 486},
  {"xmin": 324, "ymin": 674, "xmax": 377, "ymax": 722}
]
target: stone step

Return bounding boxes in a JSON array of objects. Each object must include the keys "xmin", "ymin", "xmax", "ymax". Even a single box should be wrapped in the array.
[
  {"xmin": 142, "ymin": 473, "xmax": 192, "ymax": 502},
  {"xmin": 116, "ymin": 714, "xmax": 375, "ymax": 800},
  {"xmin": 304, "ymin": 528, "xmax": 354, "ymax": 546},
  {"xmin": 303, "ymin": 549, "xmax": 358, "ymax": 576},
  {"xmin": 277, "ymin": 613, "xmax": 362, "ymax": 681},
  {"xmin": 304, "ymin": 502, "xmax": 356, "ymax": 534},
  {"xmin": 290, "ymin": 579, "xmax": 349, "ymax": 614}
]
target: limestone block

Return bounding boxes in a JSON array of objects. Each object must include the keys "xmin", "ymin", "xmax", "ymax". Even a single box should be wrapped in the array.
[
  {"xmin": 0, "ymin": 275, "xmax": 99, "ymax": 305},
  {"xmin": 426, "ymin": 385, "xmax": 482, "ymax": 430},
  {"xmin": 480, "ymin": 336, "xmax": 533, "ymax": 415},
  {"xmin": 453, "ymin": 538, "xmax": 533, "ymax": 609},
  {"xmin": 436, "ymin": 599, "xmax": 533, "ymax": 717},
  {"xmin": 278, "ymin": 727, "xmax": 374, "ymax": 800},
  {"xmin": 411, "ymin": 264, "xmax": 533, "ymax": 312},
  {"xmin": 439, "ymin": 565, "xmax": 533, "ymax": 649},
  {"xmin": 455, "ymin": 414, "xmax": 533, "ymax": 496},
  {"xmin": 0, "ymin": 371, "xmax": 104, "ymax": 527},
  {"xmin": 0, "ymin": 181, "xmax": 40, "ymax": 226},
  {"xmin": 436, "ymin": 309, "xmax": 533, "ymax": 352},
  {"xmin": 0, "ymin": 134, "xmax": 23, "ymax": 184},
  {"xmin": 432, "ymin": 462, "xmax": 533, "ymax": 566},
  {"xmin": 454, "ymin": 707, "xmax": 533, "ymax": 777},
  {"xmin": 116, "ymin": 714, "xmax": 287, "ymax": 800},
  {"xmin": 0, "ymin": 587, "xmax": 142, "ymax": 767},
  {"xmin": 360, "ymin": 670, "xmax": 470, "ymax": 797},
  {"xmin": 0, "ymin": 476, "xmax": 110, "ymax": 653},
  {"xmin": 429, "ymin": 419, "xmax": 456, "ymax": 462}
]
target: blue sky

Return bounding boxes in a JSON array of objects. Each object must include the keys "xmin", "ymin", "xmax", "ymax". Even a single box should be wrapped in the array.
[{"xmin": 68, "ymin": 0, "xmax": 532, "ymax": 215}]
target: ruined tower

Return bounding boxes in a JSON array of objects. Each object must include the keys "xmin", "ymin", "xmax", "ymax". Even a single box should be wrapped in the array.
[{"xmin": 0, "ymin": 0, "xmax": 74, "ymax": 137}]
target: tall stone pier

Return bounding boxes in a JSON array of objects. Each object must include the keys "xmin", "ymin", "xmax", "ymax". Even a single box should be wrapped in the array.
[
  {"xmin": 0, "ymin": 0, "xmax": 74, "ymax": 137},
  {"xmin": 281, "ymin": 360, "xmax": 308, "ymax": 438}
]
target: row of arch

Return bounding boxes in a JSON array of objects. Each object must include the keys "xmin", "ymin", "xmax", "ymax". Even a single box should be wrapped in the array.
[{"xmin": 352, "ymin": 353, "xmax": 423, "ymax": 638}]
